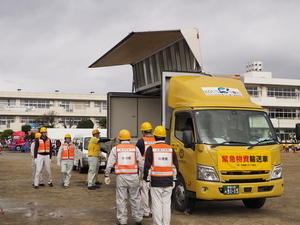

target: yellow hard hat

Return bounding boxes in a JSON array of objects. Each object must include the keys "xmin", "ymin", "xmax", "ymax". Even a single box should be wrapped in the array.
[
  {"xmin": 35, "ymin": 133, "xmax": 41, "ymax": 138},
  {"xmin": 153, "ymin": 126, "xmax": 167, "ymax": 137},
  {"xmin": 118, "ymin": 129, "xmax": 131, "ymax": 140},
  {"xmin": 40, "ymin": 127, "xmax": 47, "ymax": 133},
  {"xmin": 65, "ymin": 134, "xmax": 71, "ymax": 138},
  {"xmin": 140, "ymin": 122, "xmax": 152, "ymax": 131},
  {"xmin": 92, "ymin": 129, "xmax": 100, "ymax": 135}
]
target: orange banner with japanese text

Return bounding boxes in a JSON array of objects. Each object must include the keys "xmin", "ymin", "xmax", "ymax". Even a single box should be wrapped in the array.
[{"xmin": 218, "ymin": 149, "xmax": 271, "ymax": 171}]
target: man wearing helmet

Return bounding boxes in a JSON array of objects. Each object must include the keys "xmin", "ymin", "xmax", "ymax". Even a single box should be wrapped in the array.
[
  {"xmin": 104, "ymin": 129, "xmax": 143, "ymax": 225},
  {"xmin": 33, "ymin": 127, "xmax": 53, "ymax": 188},
  {"xmin": 143, "ymin": 126, "xmax": 178, "ymax": 225},
  {"xmin": 136, "ymin": 122, "xmax": 156, "ymax": 218},
  {"xmin": 87, "ymin": 129, "xmax": 111, "ymax": 190},
  {"xmin": 57, "ymin": 134, "xmax": 76, "ymax": 188},
  {"xmin": 30, "ymin": 133, "xmax": 44, "ymax": 186}
]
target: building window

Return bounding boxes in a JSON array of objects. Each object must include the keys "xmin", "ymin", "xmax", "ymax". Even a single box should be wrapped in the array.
[
  {"xmin": 0, "ymin": 116, "xmax": 15, "ymax": 128},
  {"xmin": 0, "ymin": 99, "xmax": 16, "ymax": 106},
  {"xmin": 20, "ymin": 100, "xmax": 52, "ymax": 108},
  {"xmin": 246, "ymin": 86, "xmax": 260, "ymax": 98},
  {"xmin": 95, "ymin": 101, "xmax": 107, "ymax": 111},
  {"xmin": 60, "ymin": 101, "xmax": 89, "ymax": 112},
  {"xmin": 268, "ymin": 108, "xmax": 299, "ymax": 119},
  {"xmin": 21, "ymin": 117, "xmax": 39, "ymax": 123},
  {"xmin": 267, "ymin": 87, "xmax": 299, "ymax": 99},
  {"xmin": 59, "ymin": 117, "xmax": 88, "ymax": 126}
]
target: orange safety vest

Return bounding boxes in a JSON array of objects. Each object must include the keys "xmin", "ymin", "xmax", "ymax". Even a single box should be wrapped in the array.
[
  {"xmin": 37, "ymin": 138, "xmax": 51, "ymax": 154},
  {"xmin": 151, "ymin": 143, "xmax": 173, "ymax": 177},
  {"xmin": 115, "ymin": 143, "xmax": 138, "ymax": 174},
  {"xmin": 61, "ymin": 143, "xmax": 75, "ymax": 160},
  {"xmin": 142, "ymin": 136, "xmax": 156, "ymax": 161}
]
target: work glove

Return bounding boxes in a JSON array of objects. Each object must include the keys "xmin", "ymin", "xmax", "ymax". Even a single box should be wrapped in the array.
[
  {"xmin": 105, "ymin": 177, "xmax": 110, "ymax": 185},
  {"xmin": 172, "ymin": 181, "xmax": 176, "ymax": 189},
  {"xmin": 146, "ymin": 181, "xmax": 151, "ymax": 189}
]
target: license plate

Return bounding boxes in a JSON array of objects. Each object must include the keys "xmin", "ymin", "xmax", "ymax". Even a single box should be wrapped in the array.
[{"xmin": 223, "ymin": 185, "xmax": 239, "ymax": 195}]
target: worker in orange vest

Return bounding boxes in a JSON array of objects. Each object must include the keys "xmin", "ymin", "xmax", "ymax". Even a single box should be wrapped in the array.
[
  {"xmin": 104, "ymin": 129, "xmax": 143, "ymax": 225},
  {"xmin": 143, "ymin": 126, "xmax": 178, "ymax": 225},
  {"xmin": 33, "ymin": 127, "xmax": 53, "ymax": 188},
  {"xmin": 136, "ymin": 122, "xmax": 156, "ymax": 218},
  {"xmin": 57, "ymin": 134, "xmax": 76, "ymax": 188}
]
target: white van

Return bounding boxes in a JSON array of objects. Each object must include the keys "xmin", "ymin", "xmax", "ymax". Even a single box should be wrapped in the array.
[{"xmin": 73, "ymin": 133, "xmax": 109, "ymax": 173}]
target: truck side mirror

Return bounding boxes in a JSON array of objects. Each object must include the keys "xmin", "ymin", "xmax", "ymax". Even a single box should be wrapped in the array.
[
  {"xmin": 296, "ymin": 123, "xmax": 300, "ymax": 140},
  {"xmin": 182, "ymin": 130, "xmax": 194, "ymax": 149}
]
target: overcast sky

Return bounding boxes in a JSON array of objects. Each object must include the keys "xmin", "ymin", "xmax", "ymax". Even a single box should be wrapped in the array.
[{"xmin": 1, "ymin": 0, "xmax": 299, "ymax": 95}]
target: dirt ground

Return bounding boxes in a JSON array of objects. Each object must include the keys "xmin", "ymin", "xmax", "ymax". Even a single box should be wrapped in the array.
[{"xmin": 0, "ymin": 150, "xmax": 299, "ymax": 225}]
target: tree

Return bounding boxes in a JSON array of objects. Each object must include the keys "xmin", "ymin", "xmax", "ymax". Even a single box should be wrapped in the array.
[
  {"xmin": 77, "ymin": 119, "xmax": 94, "ymax": 128},
  {"xmin": 0, "ymin": 129, "xmax": 14, "ymax": 140},
  {"xmin": 99, "ymin": 117, "xmax": 107, "ymax": 128},
  {"xmin": 21, "ymin": 124, "xmax": 32, "ymax": 136},
  {"xmin": 59, "ymin": 117, "xmax": 78, "ymax": 128},
  {"xmin": 35, "ymin": 111, "xmax": 59, "ymax": 127}
]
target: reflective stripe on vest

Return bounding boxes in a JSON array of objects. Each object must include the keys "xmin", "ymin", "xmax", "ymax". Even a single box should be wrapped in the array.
[
  {"xmin": 61, "ymin": 143, "xmax": 75, "ymax": 160},
  {"xmin": 142, "ymin": 136, "xmax": 156, "ymax": 161},
  {"xmin": 37, "ymin": 138, "xmax": 51, "ymax": 154},
  {"xmin": 115, "ymin": 144, "xmax": 138, "ymax": 174},
  {"xmin": 151, "ymin": 143, "xmax": 173, "ymax": 177}
]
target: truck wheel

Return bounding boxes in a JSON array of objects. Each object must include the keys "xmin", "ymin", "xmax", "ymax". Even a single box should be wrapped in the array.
[
  {"xmin": 15, "ymin": 146, "xmax": 21, "ymax": 151},
  {"xmin": 173, "ymin": 175, "xmax": 196, "ymax": 214},
  {"xmin": 242, "ymin": 198, "xmax": 266, "ymax": 209}
]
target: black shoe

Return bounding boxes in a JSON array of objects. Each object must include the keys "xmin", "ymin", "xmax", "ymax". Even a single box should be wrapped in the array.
[
  {"xmin": 136, "ymin": 222, "xmax": 142, "ymax": 225},
  {"xmin": 88, "ymin": 186, "xmax": 96, "ymax": 190},
  {"xmin": 34, "ymin": 186, "xmax": 38, "ymax": 189},
  {"xmin": 143, "ymin": 213, "xmax": 152, "ymax": 218},
  {"xmin": 116, "ymin": 222, "xmax": 127, "ymax": 225},
  {"xmin": 48, "ymin": 182, "xmax": 53, "ymax": 187},
  {"xmin": 93, "ymin": 185, "xmax": 100, "ymax": 189},
  {"xmin": 95, "ymin": 182, "xmax": 103, "ymax": 185},
  {"xmin": 39, "ymin": 183, "xmax": 45, "ymax": 186}
]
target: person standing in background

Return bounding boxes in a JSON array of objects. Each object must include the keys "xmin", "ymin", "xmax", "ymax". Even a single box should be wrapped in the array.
[
  {"xmin": 57, "ymin": 134, "xmax": 76, "ymax": 188},
  {"xmin": 30, "ymin": 132, "xmax": 44, "ymax": 186},
  {"xmin": 34, "ymin": 127, "xmax": 53, "ymax": 189}
]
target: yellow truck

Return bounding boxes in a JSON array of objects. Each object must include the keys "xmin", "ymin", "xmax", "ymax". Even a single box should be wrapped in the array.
[{"xmin": 89, "ymin": 29, "xmax": 284, "ymax": 212}]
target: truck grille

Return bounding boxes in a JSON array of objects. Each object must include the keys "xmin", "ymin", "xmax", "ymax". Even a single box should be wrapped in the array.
[
  {"xmin": 221, "ymin": 171, "xmax": 268, "ymax": 175},
  {"xmin": 225, "ymin": 178, "xmax": 265, "ymax": 183}
]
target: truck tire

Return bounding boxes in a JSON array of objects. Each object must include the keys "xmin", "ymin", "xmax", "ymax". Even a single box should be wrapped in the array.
[
  {"xmin": 15, "ymin": 146, "xmax": 21, "ymax": 151},
  {"xmin": 173, "ymin": 174, "xmax": 196, "ymax": 214},
  {"xmin": 242, "ymin": 198, "xmax": 266, "ymax": 209}
]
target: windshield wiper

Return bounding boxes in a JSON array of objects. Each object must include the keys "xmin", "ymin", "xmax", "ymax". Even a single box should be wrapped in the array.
[
  {"xmin": 211, "ymin": 141, "xmax": 248, "ymax": 148},
  {"xmin": 247, "ymin": 139, "xmax": 277, "ymax": 149}
]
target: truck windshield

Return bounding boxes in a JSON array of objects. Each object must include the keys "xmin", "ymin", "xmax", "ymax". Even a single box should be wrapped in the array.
[{"xmin": 194, "ymin": 110, "xmax": 278, "ymax": 146}]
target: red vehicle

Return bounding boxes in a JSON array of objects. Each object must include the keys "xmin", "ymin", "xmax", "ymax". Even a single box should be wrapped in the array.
[{"xmin": 10, "ymin": 131, "xmax": 26, "ymax": 151}]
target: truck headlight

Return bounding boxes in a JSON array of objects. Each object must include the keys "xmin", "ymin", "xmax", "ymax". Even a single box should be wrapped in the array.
[
  {"xmin": 197, "ymin": 164, "xmax": 220, "ymax": 182},
  {"xmin": 271, "ymin": 164, "xmax": 283, "ymax": 180}
]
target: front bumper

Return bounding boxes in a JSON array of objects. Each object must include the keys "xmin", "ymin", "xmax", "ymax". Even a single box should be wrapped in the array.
[{"xmin": 195, "ymin": 178, "xmax": 284, "ymax": 200}]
